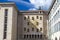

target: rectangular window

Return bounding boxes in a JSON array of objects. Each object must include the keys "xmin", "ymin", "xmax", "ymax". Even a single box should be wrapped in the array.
[
  {"xmin": 38, "ymin": 35, "xmax": 39, "ymax": 38},
  {"xmin": 40, "ymin": 35, "xmax": 42, "ymax": 39},
  {"xmin": 36, "ymin": 29, "xmax": 39, "ymax": 32},
  {"xmin": 24, "ymin": 17, "xmax": 26, "ymax": 20},
  {"xmin": 40, "ymin": 28, "xmax": 42, "ymax": 31},
  {"xmin": 27, "ymin": 29, "xmax": 29, "ymax": 32},
  {"xmin": 29, "ymin": 35, "xmax": 31, "ymax": 38},
  {"xmin": 5, "ymin": 17, "xmax": 7, "ymax": 23},
  {"xmin": 27, "ymin": 35, "xmax": 28, "ymax": 38},
  {"xmin": 3, "ymin": 9, "xmax": 8, "ymax": 39},
  {"xmin": 32, "ymin": 17, "xmax": 34, "ymax": 20},
  {"xmin": 5, "ymin": 9, "xmax": 8, "ymax": 16},
  {"xmin": 35, "ymin": 35, "xmax": 36, "ymax": 38},
  {"xmin": 27, "ymin": 22, "xmax": 29, "ymax": 25},
  {"xmin": 32, "ymin": 28, "xmax": 34, "ymax": 31},
  {"xmin": 4, "ymin": 24, "xmax": 7, "ymax": 31},
  {"xmin": 32, "ymin": 35, "xmax": 34, "ymax": 38},
  {"xmin": 28, "ymin": 16, "xmax": 29, "ymax": 19},
  {"xmin": 37, "ymin": 16, "xmax": 38, "ymax": 19},
  {"xmin": 36, "ymin": 22, "xmax": 39, "ymax": 25},
  {"xmin": 3, "ymin": 32, "xmax": 7, "ymax": 39},
  {"xmin": 40, "ymin": 17, "xmax": 42, "ymax": 20},
  {"xmin": 24, "ymin": 35, "xmax": 26, "ymax": 38},
  {"xmin": 24, "ymin": 27, "xmax": 26, "ymax": 31}
]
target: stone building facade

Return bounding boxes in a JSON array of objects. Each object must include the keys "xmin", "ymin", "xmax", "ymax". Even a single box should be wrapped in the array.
[{"xmin": 0, "ymin": 2, "xmax": 48, "ymax": 40}]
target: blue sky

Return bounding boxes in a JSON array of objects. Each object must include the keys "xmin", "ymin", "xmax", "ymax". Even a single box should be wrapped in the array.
[{"xmin": 0, "ymin": 0, "xmax": 53, "ymax": 10}]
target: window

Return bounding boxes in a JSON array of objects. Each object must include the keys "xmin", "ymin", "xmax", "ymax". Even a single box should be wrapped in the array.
[
  {"xmin": 37, "ymin": 16, "xmax": 38, "ymax": 19},
  {"xmin": 28, "ymin": 16, "xmax": 29, "ymax": 19},
  {"xmin": 35, "ymin": 35, "xmax": 36, "ymax": 38},
  {"xmin": 36, "ymin": 22, "xmax": 39, "ymax": 25},
  {"xmin": 36, "ymin": 29, "xmax": 39, "ymax": 32},
  {"xmin": 32, "ymin": 28, "xmax": 34, "ymax": 31},
  {"xmin": 24, "ymin": 35, "xmax": 26, "ymax": 38},
  {"xmin": 29, "ymin": 35, "xmax": 31, "ymax": 38},
  {"xmin": 32, "ymin": 17, "xmax": 34, "ymax": 20},
  {"xmin": 32, "ymin": 35, "xmax": 34, "ymax": 38},
  {"xmin": 24, "ymin": 17, "xmax": 26, "ymax": 20},
  {"xmin": 27, "ymin": 28, "xmax": 29, "ymax": 32},
  {"xmin": 55, "ymin": 37, "xmax": 57, "ymax": 40},
  {"xmin": 27, "ymin": 35, "xmax": 28, "ymax": 38},
  {"xmin": 27, "ymin": 22, "xmax": 29, "ymax": 25},
  {"xmin": 24, "ymin": 28, "xmax": 26, "ymax": 31},
  {"xmin": 40, "ymin": 35, "xmax": 42, "ymax": 39},
  {"xmin": 5, "ymin": 17, "xmax": 7, "ymax": 23},
  {"xmin": 38, "ymin": 35, "xmax": 39, "ymax": 38},
  {"xmin": 5, "ymin": 9, "xmax": 8, "ymax": 16},
  {"xmin": 3, "ymin": 32, "xmax": 7, "ymax": 39},
  {"xmin": 4, "ymin": 24, "xmax": 7, "ymax": 31},
  {"xmin": 40, "ymin": 17, "xmax": 42, "ymax": 20},
  {"xmin": 3, "ymin": 9, "xmax": 8, "ymax": 39},
  {"xmin": 40, "ymin": 28, "xmax": 42, "ymax": 31}
]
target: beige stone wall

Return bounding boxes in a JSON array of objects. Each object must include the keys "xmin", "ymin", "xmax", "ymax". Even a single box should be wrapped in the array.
[
  {"xmin": 0, "ymin": 4, "xmax": 18, "ymax": 40},
  {"xmin": 11, "ymin": 7, "xmax": 17, "ymax": 40},
  {"xmin": 0, "ymin": 6, "xmax": 5, "ymax": 40},
  {"xmin": 18, "ymin": 12, "xmax": 48, "ymax": 40},
  {"xmin": 22, "ymin": 14, "xmax": 43, "ymax": 34},
  {"xmin": 17, "ymin": 14, "xmax": 23, "ymax": 40},
  {"xmin": 43, "ymin": 14, "xmax": 48, "ymax": 39}
]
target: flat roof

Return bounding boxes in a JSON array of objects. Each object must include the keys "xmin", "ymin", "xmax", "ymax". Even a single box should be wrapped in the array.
[{"xmin": 20, "ymin": 10, "xmax": 48, "ymax": 13}]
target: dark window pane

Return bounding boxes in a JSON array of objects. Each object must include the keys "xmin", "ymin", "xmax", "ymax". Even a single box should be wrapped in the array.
[
  {"xmin": 5, "ymin": 17, "xmax": 7, "ymax": 23},
  {"xmin": 24, "ymin": 28, "xmax": 26, "ymax": 31},
  {"xmin": 24, "ymin": 17, "xmax": 26, "ymax": 20},
  {"xmin": 28, "ymin": 16, "xmax": 29, "ymax": 19},
  {"xmin": 40, "ymin": 17, "xmax": 42, "ymax": 20},
  {"xmin": 3, "ymin": 32, "xmax": 7, "ymax": 39},
  {"xmin": 38, "ymin": 35, "xmax": 39, "ymax": 38},
  {"xmin": 27, "ymin": 22, "xmax": 29, "ymax": 25},
  {"xmin": 37, "ymin": 16, "xmax": 38, "ymax": 19},
  {"xmin": 5, "ymin": 9, "xmax": 8, "ymax": 16},
  {"xmin": 29, "ymin": 35, "xmax": 31, "ymax": 38},
  {"xmin": 32, "ymin": 28, "xmax": 34, "ymax": 31},
  {"xmin": 35, "ymin": 35, "xmax": 36, "ymax": 38},
  {"xmin": 32, "ymin": 35, "xmax": 34, "ymax": 38},
  {"xmin": 40, "ymin": 28, "xmax": 42, "ymax": 31},
  {"xmin": 27, "ymin": 35, "xmax": 28, "ymax": 38},
  {"xmin": 36, "ymin": 22, "xmax": 39, "ymax": 25},
  {"xmin": 32, "ymin": 17, "xmax": 34, "ymax": 20},
  {"xmin": 27, "ymin": 28, "xmax": 29, "ymax": 32},
  {"xmin": 40, "ymin": 35, "xmax": 42, "ymax": 39},
  {"xmin": 24, "ymin": 35, "xmax": 26, "ymax": 38},
  {"xmin": 36, "ymin": 29, "xmax": 39, "ymax": 32}
]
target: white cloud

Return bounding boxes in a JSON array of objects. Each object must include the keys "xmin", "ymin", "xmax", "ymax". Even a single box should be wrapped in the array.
[
  {"xmin": 8, "ymin": 0, "xmax": 34, "ymax": 8},
  {"xmin": 29, "ymin": 8, "xmax": 37, "ymax": 10},
  {"xmin": 29, "ymin": 0, "xmax": 52, "ymax": 10}
]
